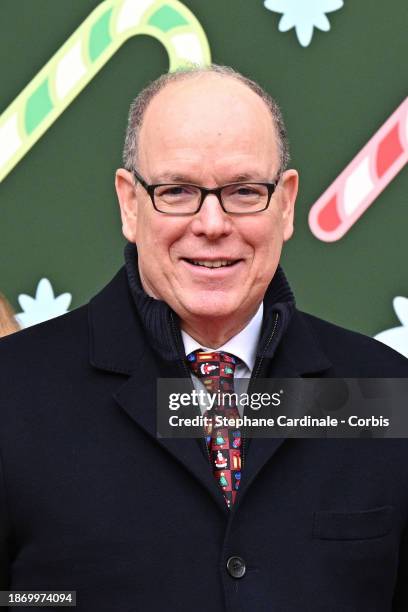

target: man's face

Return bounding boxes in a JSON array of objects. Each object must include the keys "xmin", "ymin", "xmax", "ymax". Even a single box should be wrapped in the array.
[{"xmin": 116, "ymin": 75, "xmax": 298, "ymax": 333}]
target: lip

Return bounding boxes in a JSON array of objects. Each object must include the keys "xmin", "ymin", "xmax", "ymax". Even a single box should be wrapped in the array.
[{"xmin": 180, "ymin": 257, "xmax": 244, "ymax": 275}]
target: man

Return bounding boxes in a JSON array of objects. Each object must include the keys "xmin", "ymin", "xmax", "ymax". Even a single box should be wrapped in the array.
[{"xmin": 0, "ymin": 65, "xmax": 407, "ymax": 611}]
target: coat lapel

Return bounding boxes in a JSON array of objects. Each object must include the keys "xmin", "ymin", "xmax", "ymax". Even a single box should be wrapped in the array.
[
  {"xmin": 113, "ymin": 350, "xmax": 228, "ymax": 514},
  {"xmin": 88, "ymin": 269, "xmax": 228, "ymax": 514}
]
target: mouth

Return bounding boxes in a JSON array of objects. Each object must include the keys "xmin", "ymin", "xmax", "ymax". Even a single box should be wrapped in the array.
[{"xmin": 182, "ymin": 258, "xmax": 242, "ymax": 269}]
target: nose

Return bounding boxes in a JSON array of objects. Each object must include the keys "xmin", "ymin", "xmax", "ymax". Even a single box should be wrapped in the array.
[{"xmin": 190, "ymin": 193, "xmax": 233, "ymax": 239}]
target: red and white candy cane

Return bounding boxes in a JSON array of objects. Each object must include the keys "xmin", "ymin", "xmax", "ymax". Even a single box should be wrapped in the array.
[{"xmin": 309, "ymin": 97, "xmax": 408, "ymax": 242}]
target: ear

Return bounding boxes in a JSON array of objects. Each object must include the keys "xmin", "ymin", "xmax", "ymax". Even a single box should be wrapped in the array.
[
  {"xmin": 277, "ymin": 169, "xmax": 299, "ymax": 241},
  {"xmin": 115, "ymin": 168, "xmax": 139, "ymax": 243}
]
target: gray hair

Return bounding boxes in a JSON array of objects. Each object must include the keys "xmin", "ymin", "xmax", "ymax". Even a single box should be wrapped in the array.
[{"xmin": 122, "ymin": 64, "xmax": 290, "ymax": 174}]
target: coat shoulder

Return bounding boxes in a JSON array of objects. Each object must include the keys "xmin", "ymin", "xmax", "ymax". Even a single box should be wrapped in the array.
[
  {"xmin": 299, "ymin": 310, "xmax": 408, "ymax": 375},
  {"xmin": 0, "ymin": 305, "xmax": 89, "ymax": 374}
]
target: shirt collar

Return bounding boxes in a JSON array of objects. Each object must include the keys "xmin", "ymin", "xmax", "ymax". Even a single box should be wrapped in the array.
[{"xmin": 181, "ymin": 302, "xmax": 263, "ymax": 373}]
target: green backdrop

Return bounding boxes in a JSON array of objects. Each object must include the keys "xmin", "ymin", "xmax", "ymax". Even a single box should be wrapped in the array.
[{"xmin": 1, "ymin": 0, "xmax": 407, "ymax": 345}]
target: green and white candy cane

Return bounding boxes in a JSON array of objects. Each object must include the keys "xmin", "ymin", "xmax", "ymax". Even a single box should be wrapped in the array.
[{"xmin": 0, "ymin": 0, "xmax": 211, "ymax": 183}]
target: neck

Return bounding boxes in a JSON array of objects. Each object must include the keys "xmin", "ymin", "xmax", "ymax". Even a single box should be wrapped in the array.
[{"xmin": 181, "ymin": 310, "xmax": 258, "ymax": 349}]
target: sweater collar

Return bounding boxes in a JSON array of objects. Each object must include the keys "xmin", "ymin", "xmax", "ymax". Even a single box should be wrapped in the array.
[{"xmin": 124, "ymin": 242, "xmax": 296, "ymax": 362}]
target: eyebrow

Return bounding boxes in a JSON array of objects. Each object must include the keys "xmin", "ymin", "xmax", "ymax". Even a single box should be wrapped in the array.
[
  {"xmin": 153, "ymin": 173, "xmax": 193, "ymax": 183},
  {"xmin": 229, "ymin": 173, "xmax": 263, "ymax": 182},
  {"xmin": 152, "ymin": 172, "xmax": 266, "ymax": 184}
]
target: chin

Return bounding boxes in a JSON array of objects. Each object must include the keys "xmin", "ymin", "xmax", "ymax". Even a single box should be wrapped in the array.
[{"xmin": 181, "ymin": 293, "xmax": 242, "ymax": 320}]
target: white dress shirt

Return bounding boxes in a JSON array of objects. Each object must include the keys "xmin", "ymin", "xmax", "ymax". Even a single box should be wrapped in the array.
[{"xmin": 181, "ymin": 303, "xmax": 263, "ymax": 416}]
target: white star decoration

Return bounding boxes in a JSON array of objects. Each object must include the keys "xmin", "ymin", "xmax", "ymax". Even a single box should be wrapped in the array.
[
  {"xmin": 15, "ymin": 278, "xmax": 72, "ymax": 328},
  {"xmin": 375, "ymin": 297, "xmax": 408, "ymax": 359},
  {"xmin": 264, "ymin": 0, "xmax": 344, "ymax": 47}
]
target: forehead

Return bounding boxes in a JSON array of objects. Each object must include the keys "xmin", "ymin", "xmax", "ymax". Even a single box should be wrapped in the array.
[{"xmin": 137, "ymin": 75, "xmax": 279, "ymax": 176}]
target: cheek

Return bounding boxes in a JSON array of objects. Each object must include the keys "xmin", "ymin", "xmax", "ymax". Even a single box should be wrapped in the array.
[
  {"xmin": 136, "ymin": 215, "xmax": 189, "ymax": 259},
  {"xmin": 245, "ymin": 214, "xmax": 283, "ymax": 255},
  {"xmin": 245, "ymin": 217, "xmax": 285, "ymax": 287}
]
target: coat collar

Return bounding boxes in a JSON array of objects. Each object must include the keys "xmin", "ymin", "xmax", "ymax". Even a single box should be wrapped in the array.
[
  {"xmin": 88, "ymin": 263, "xmax": 331, "ymax": 377},
  {"xmin": 89, "ymin": 267, "xmax": 145, "ymax": 375},
  {"xmin": 269, "ymin": 308, "xmax": 332, "ymax": 377}
]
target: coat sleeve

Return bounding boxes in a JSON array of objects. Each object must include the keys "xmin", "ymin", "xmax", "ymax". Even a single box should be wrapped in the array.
[
  {"xmin": 393, "ymin": 521, "xmax": 408, "ymax": 610},
  {"xmin": 0, "ymin": 451, "xmax": 10, "ymax": 588}
]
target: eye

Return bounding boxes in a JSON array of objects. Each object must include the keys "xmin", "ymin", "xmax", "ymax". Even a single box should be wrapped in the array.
[
  {"xmin": 156, "ymin": 185, "xmax": 198, "ymax": 198},
  {"xmin": 227, "ymin": 184, "xmax": 264, "ymax": 198},
  {"xmin": 235, "ymin": 186, "xmax": 259, "ymax": 196},
  {"xmin": 163, "ymin": 186, "xmax": 189, "ymax": 196}
]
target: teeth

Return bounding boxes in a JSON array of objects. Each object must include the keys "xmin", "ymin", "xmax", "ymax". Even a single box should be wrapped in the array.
[{"xmin": 190, "ymin": 259, "xmax": 234, "ymax": 268}]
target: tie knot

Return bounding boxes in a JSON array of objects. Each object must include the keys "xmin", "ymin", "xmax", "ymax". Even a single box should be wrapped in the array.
[{"xmin": 187, "ymin": 350, "xmax": 238, "ymax": 382}]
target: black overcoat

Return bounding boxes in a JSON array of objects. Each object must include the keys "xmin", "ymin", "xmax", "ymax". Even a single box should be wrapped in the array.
[{"xmin": 0, "ymin": 267, "xmax": 408, "ymax": 611}]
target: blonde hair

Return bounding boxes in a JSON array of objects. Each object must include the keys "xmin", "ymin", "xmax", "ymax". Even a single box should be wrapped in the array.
[{"xmin": 0, "ymin": 293, "xmax": 20, "ymax": 338}]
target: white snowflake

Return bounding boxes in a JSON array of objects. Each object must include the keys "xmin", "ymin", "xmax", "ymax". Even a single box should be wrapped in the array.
[
  {"xmin": 15, "ymin": 278, "xmax": 72, "ymax": 328},
  {"xmin": 375, "ymin": 297, "xmax": 408, "ymax": 359},
  {"xmin": 264, "ymin": 0, "xmax": 344, "ymax": 47}
]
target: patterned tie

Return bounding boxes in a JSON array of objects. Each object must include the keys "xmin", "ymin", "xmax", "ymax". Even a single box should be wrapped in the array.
[{"xmin": 187, "ymin": 350, "xmax": 242, "ymax": 508}]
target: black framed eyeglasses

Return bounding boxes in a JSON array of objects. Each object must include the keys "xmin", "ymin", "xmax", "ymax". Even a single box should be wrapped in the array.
[{"xmin": 131, "ymin": 169, "xmax": 280, "ymax": 215}]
